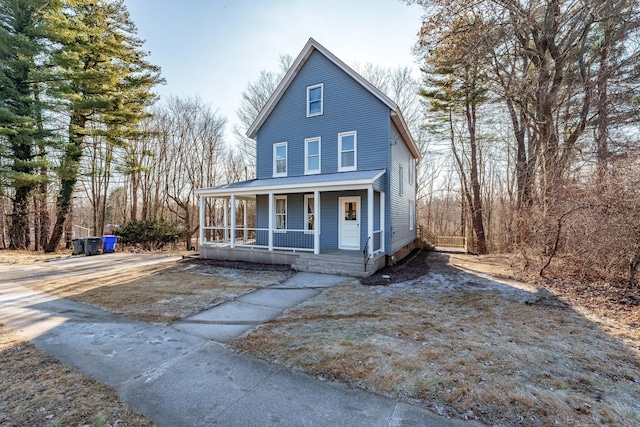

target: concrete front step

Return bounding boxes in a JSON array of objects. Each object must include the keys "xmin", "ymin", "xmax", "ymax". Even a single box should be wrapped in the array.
[
  {"xmin": 292, "ymin": 252, "xmax": 385, "ymax": 278},
  {"xmin": 291, "ymin": 262, "xmax": 371, "ymax": 278},
  {"xmin": 294, "ymin": 258, "xmax": 369, "ymax": 270}
]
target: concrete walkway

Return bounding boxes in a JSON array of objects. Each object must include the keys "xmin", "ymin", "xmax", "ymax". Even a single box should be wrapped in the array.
[{"xmin": 0, "ymin": 261, "xmax": 482, "ymax": 427}]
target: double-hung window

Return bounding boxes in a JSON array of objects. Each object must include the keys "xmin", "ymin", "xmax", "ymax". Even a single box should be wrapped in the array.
[
  {"xmin": 409, "ymin": 158, "xmax": 415, "ymax": 186},
  {"xmin": 304, "ymin": 194, "xmax": 315, "ymax": 233},
  {"xmin": 307, "ymin": 84, "xmax": 323, "ymax": 117},
  {"xmin": 409, "ymin": 200, "xmax": 415, "ymax": 231},
  {"xmin": 275, "ymin": 196, "xmax": 287, "ymax": 230},
  {"xmin": 338, "ymin": 131, "xmax": 357, "ymax": 172},
  {"xmin": 273, "ymin": 142, "xmax": 287, "ymax": 177},
  {"xmin": 305, "ymin": 137, "xmax": 321, "ymax": 174}
]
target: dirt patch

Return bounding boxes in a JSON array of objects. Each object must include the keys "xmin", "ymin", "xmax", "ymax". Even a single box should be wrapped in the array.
[
  {"xmin": 361, "ymin": 249, "xmax": 430, "ymax": 286},
  {"xmin": 26, "ymin": 259, "xmax": 295, "ymax": 323},
  {"xmin": 0, "ymin": 324, "xmax": 153, "ymax": 427},
  {"xmin": 231, "ymin": 252, "xmax": 640, "ymax": 426}
]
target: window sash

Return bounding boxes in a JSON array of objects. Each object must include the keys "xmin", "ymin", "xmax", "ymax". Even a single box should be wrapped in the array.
[
  {"xmin": 305, "ymin": 137, "xmax": 321, "ymax": 174},
  {"xmin": 304, "ymin": 195, "xmax": 315, "ymax": 232},
  {"xmin": 273, "ymin": 143, "xmax": 287, "ymax": 176},
  {"xmin": 307, "ymin": 84, "xmax": 323, "ymax": 117},
  {"xmin": 275, "ymin": 196, "xmax": 287, "ymax": 230},
  {"xmin": 338, "ymin": 131, "xmax": 357, "ymax": 171}
]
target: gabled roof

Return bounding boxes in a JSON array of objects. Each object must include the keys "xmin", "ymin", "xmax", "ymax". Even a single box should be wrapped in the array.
[
  {"xmin": 196, "ymin": 169, "xmax": 385, "ymax": 197},
  {"xmin": 246, "ymin": 38, "xmax": 421, "ymax": 160}
]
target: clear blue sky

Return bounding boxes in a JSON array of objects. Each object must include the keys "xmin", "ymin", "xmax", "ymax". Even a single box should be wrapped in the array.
[{"xmin": 122, "ymin": 0, "xmax": 424, "ymax": 131}]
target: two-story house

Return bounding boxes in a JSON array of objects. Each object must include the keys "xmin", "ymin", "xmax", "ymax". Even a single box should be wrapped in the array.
[{"xmin": 196, "ymin": 38, "xmax": 420, "ymax": 276}]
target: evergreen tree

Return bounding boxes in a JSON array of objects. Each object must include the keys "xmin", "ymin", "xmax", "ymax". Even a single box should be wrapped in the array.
[
  {"xmin": 0, "ymin": 0, "xmax": 54, "ymax": 249},
  {"xmin": 44, "ymin": 0, "xmax": 162, "ymax": 252}
]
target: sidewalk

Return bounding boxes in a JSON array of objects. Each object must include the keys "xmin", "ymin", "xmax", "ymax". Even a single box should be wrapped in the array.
[{"xmin": 0, "ymin": 267, "xmax": 481, "ymax": 427}]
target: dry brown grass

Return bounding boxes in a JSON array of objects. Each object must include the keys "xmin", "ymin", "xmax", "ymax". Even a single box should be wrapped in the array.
[
  {"xmin": 26, "ymin": 260, "xmax": 293, "ymax": 323},
  {"xmin": 0, "ymin": 250, "xmax": 72, "ymax": 265},
  {"xmin": 0, "ymin": 324, "xmax": 154, "ymax": 427},
  {"xmin": 231, "ymin": 252, "xmax": 640, "ymax": 426}
]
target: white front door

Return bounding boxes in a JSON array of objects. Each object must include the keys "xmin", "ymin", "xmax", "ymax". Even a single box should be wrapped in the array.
[{"xmin": 339, "ymin": 196, "xmax": 360, "ymax": 250}]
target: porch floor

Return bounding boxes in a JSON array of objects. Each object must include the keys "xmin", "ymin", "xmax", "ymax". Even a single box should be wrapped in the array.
[{"xmin": 199, "ymin": 244, "xmax": 385, "ymax": 277}]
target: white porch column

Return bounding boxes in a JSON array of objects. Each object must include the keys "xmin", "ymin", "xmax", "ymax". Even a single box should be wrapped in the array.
[
  {"xmin": 368, "ymin": 186, "xmax": 373, "ymax": 258},
  {"xmin": 243, "ymin": 200, "xmax": 248, "ymax": 243},
  {"xmin": 268, "ymin": 192, "xmax": 274, "ymax": 251},
  {"xmin": 380, "ymin": 191, "xmax": 385, "ymax": 253},
  {"xmin": 223, "ymin": 198, "xmax": 228, "ymax": 243},
  {"xmin": 314, "ymin": 190, "xmax": 320, "ymax": 255},
  {"xmin": 199, "ymin": 195, "xmax": 205, "ymax": 248},
  {"xmin": 230, "ymin": 195, "xmax": 236, "ymax": 248}
]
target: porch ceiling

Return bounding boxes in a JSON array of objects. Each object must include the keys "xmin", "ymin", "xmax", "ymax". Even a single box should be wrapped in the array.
[{"xmin": 196, "ymin": 169, "xmax": 385, "ymax": 198}]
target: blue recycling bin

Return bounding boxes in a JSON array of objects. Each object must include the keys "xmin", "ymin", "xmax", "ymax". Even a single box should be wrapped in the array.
[{"xmin": 102, "ymin": 235, "xmax": 117, "ymax": 253}]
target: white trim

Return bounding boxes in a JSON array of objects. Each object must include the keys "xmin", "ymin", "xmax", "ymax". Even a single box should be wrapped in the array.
[
  {"xmin": 338, "ymin": 131, "xmax": 357, "ymax": 172},
  {"xmin": 245, "ymin": 38, "xmax": 421, "ymax": 161},
  {"xmin": 274, "ymin": 195, "xmax": 287, "ymax": 231},
  {"xmin": 313, "ymin": 190, "xmax": 320, "ymax": 254},
  {"xmin": 409, "ymin": 157, "xmax": 414, "ymax": 186},
  {"xmin": 380, "ymin": 191, "xmax": 386, "ymax": 253},
  {"xmin": 304, "ymin": 194, "xmax": 315, "ymax": 233},
  {"xmin": 368, "ymin": 187, "xmax": 373, "ymax": 258},
  {"xmin": 230, "ymin": 195, "xmax": 236, "ymax": 248},
  {"xmin": 409, "ymin": 199, "xmax": 415, "ymax": 231},
  {"xmin": 199, "ymin": 196, "xmax": 205, "ymax": 248},
  {"xmin": 306, "ymin": 83, "xmax": 323, "ymax": 117},
  {"xmin": 247, "ymin": 38, "xmax": 396, "ymax": 138},
  {"xmin": 304, "ymin": 137, "xmax": 321, "ymax": 175},
  {"xmin": 399, "ymin": 164, "xmax": 404, "ymax": 196},
  {"xmin": 339, "ymin": 196, "xmax": 361, "ymax": 250},
  {"xmin": 273, "ymin": 142, "xmax": 287, "ymax": 177},
  {"xmin": 268, "ymin": 193, "xmax": 274, "ymax": 250},
  {"xmin": 196, "ymin": 170, "xmax": 385, "ymax": 198}
]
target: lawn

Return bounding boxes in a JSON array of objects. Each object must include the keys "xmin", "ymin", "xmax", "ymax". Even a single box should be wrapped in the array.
[
  {"xmin": 230, "ymin": 252, "xmax": 640, "ymax": 426},
  {"xmin": 25, "ymin": 258, "xmax": 295, "ymax": 323},
  {"xmin": 5, "ymin": 250, "xmax": 639, "ymax": 425},
  {"xmin": 0, "ymin": 324, "xmax": 154, "ymax": 427}
]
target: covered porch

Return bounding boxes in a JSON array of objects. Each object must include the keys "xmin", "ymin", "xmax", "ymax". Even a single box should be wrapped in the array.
[{"xmin": 196, "ymin": 170, "xmax": 388, "ymax": 275}]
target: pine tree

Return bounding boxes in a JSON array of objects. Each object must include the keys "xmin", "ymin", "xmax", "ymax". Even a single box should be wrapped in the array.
[
  {"xmin": 44, "ymin": 0, "xmax": 162, "ymax": 252},
  {"xmin": 0, "ymin": 0, "xmax": 54, "ymax": 249}
]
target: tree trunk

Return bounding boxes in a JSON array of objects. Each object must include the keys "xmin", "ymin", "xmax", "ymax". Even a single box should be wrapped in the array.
[
  {"xmin": 466, "ymin": 86, "xmax": 487, "ymax": 255},
  {"xmin": 9, "ymin": 187, "xmax": 30, "ymax": 250},
  {"xmin": 45, "ymin": 115, "xmax": 85, "ymax": 253}
]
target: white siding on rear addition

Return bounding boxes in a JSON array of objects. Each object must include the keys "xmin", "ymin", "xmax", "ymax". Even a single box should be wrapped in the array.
[{"xmin": 390, "ymin": 121, "xmax": 416, "ymax": 253}]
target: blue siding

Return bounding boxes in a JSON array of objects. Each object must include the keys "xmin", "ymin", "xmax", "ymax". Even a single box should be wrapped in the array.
[
  {"xmin": 256, "ymin": 50, "xmax": 390, "ymax": 179},
  {"xmin": 389, "ymin": 121, "xmax": 417, "ymax": 252},
  {"xmin": 255, "ymin": 190, "xmax": 377, "ymax": 251}
]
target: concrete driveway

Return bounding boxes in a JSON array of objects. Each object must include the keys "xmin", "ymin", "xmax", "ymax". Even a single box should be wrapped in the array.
[{"xmin": 0, "ymin": 254, "xmax": 482, "ymax": 427}]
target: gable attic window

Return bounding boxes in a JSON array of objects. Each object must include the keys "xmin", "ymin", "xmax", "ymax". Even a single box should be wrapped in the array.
[
  {"xmin": 273, "ymin": 142, "xmax": 287, "ymax": 177},
  {"xmin": 307, "ymin": 83, "xmax": 323, "ymax": 117}
]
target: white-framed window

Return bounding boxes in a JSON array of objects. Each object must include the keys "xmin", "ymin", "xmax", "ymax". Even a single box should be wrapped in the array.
[
  {"xmin": 275, "ymin": 195, "xmax": 287, "ymax": 230},
  {"xmin": 304, "ymin": 194, "xmax": 315, "ymax": 233},
  {"xmin": 338, "ymin": 131, "xmax": 357, "ymax": 172},
  {"xmin": 409, "ymin": 158, "xmax": 415, "ymax": 186},
  {"xmin": 307, "ymin": 83, "xmax": 323, "ymax": 117},
  {"xmin": 305, "ymin": 137, "xmax": 321, "ymax": 175},
  {"xmin": 273, "ymin": 142, "xmax": 287, "ymax": 177},
  {"xmin": 399, "ymin": 164, "xmax": 404, "ymax": 196},
  {"xmin": 409, "ymin": 199, "xmax": 415, "ymax": 231}
]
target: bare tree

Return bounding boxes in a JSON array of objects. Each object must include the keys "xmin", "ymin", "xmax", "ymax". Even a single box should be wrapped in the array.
[{"xmin": 149, "ymin": 96, "xmax": 226, "ymax": 249}]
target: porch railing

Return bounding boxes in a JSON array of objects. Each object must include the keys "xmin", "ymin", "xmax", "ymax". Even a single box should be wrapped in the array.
[{"xmin": 202, "ymin": 226, "xmax": 314, "ymax": 252}]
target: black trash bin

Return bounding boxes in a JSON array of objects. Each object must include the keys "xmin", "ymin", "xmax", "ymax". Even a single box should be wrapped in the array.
[
  {"xmin": 85, "ymin": 237, "xmax": 100, "ymax": 256},
  {"xmin": 72, "ymin": 238, "xmax": 85, "ymax": 255}
]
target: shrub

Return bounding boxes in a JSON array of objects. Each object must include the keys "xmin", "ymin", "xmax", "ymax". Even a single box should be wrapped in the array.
[{"xmin": 115, "ymin": 219, "xmax": 182, "ymax": 250}]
